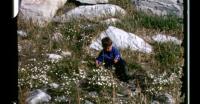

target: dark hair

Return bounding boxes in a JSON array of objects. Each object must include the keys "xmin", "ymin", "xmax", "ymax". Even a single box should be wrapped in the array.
[{"xmin": 101, "ymin": 37, "xmax": 112, "ymax": 48}]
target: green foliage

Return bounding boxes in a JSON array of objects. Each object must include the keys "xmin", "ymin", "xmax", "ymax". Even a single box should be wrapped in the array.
[
  {"xmin": 154, "ymin": 42, "xmax": 183, "ymax": 69},
  {"xmin": 135, "ymin": 12, "xmax": 183, "ymax": 31}
]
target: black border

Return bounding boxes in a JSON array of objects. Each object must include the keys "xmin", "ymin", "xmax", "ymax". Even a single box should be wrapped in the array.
[
  {"xmin": 2, "ymin": 0, "xmax": 18, "ymax": 103},
  {"xmin": 181, "ymin": 0, "xmax": 188, "ymax": 104},
  {"xmin": 2, "ymin": 0, "xmax": 191, "ymax": 103}
]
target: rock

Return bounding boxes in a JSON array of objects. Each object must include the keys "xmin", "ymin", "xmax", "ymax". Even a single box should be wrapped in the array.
[
  {"xmin": 49, "ymin": 83, "xmax": 59, "ymax": 89},
  {"xmin": 47, "ymin": 53, "xmax": 63, "ymax": 62},
  {"xmin": 76, "ymin": 0, "xmax": 108, "ymax": 4},
  {"xmin": 133, "ymin": 0, "xmax": 183, "ymax": 18},
  {"xmin": 152, "ymin": 93, "xmax": 175, "ymax": 104},
  {"xmin": 89, "ymin": 26, "xmax": 152, "ymax": 53},
  {"xmin": 17, "ymin": 30, "xmax": 27, "ymax": 37},
  {"xmin": 152, "ymin": 34, "xmax": 182, "ymax": 45},
  {"xmin": 100, "ymin": 18, "xmax": 121, "ymax": 25},
  {"xmin": 85, "ymin": 100, "xmax": 94, "ymax": 104},
  {"xmin": 26, "ymin": 89, "xmax": 51, "ymax": 104},
  {"xmin": 61, "ymin": 51, "xmax": 72, "ymax": 57},
  {"xmin": 19, "ymin": 0, "xmax": 68, "ymax": 27},
  {"xmin": 53, "ymin": 4, "xmax": 126, "ymax": 23},
  {"xmin": 177, "ymin": 0, "xmax": 183, "ymax": 4},
  {"xmin": 52, "ymin": 32, "xmax": 63, "ymax": 42}
]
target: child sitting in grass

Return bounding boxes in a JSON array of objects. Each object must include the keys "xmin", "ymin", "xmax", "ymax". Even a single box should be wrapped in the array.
[{"xmin": 95, "ymin": 37, "xmax": 132, "ymax": 82}]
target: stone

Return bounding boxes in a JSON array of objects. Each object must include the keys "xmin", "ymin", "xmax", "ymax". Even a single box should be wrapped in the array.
[
  {"xmin": 89, "ymin": 26, "xmax": 152, "ymax": 53},
  {"xmin": 53, "ymin": 4, "xmax": 126, "ymax": 22},
  {"xmin": 26, "ymin": 89, "xmax": 51, "ymax": 104},
  {"xmin": 133, "ymin": 0, "xmax": 183, "ymax": 18},
  {"xmin": 19, "ymin": 0, "xmax": 68, "ymax": 27},
  {"xmin": 152, "ymin": 34, "xmax": 182, "ymax": 45}
]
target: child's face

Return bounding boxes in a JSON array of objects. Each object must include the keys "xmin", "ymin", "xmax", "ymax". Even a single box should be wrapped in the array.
[{"xmin": 104, "ymin": 45, "xmax": 112, "ymax": 52}]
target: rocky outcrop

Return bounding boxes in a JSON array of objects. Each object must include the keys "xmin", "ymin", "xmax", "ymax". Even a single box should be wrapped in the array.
[
  {"xmin": 19, "ymin": 0, "xmax": 68, "ymax": 27},
  {"xmin": 53, "ymin": 4, "xmax": 126, "ymax": 22},
  {"xmin": 133, "ymin": 0, "xmax": 183, "ymax": 18}
]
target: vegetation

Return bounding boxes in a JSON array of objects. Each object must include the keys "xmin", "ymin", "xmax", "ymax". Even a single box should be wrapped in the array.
[{"xmin": 18, "ymin": 0, "xmax": 184, "ymax": 103}]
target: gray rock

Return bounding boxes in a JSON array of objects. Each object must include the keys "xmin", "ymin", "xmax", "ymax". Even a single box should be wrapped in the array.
[
  {"xmin": 133, "ymin": 0, "xmax": 183, "ymax": 18},
  {"xmin": 152, "ymin": 34, "xmax": 182, "ymax": 45},
  {"xmin": 89, "ymin": 26, "xmax": 152, "ymax": 53},
  {"xmin": 53, "ymin": 4, "xmax": 126, "ymax": 23},
  {"xmin": 76, "ymin": 0, "xmax": 108, "ymax": 4},
  {"xmin": 85, "ymin": 100, "xmax": 94, "ymax": 104},
  {"xmin": 19, "ymin": 0, "xmax": 68, "ymax": 27},
  {"xmin": 178, "ymin": 0, "xmax": 183, "ymax": 4},
  {"xmin": 153, "ymin": 93, "xmax": 175, "ymax": 104},
  {"xmin": 26, "ymin": 89, "xmax": 51, "ymax": 104}
]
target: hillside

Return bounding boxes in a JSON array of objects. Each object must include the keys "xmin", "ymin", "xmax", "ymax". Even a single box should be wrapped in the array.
[{"xmin": 18, "ymin": 0, "xmax": 184, "ymax": 104}]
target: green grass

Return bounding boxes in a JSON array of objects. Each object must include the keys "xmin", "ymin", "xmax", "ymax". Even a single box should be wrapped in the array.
[
  {"xmin": 135, "ymin": 12, "xmax": 183, "ymax": 31},
  {"xmin": 154, "ymin": 42, "xmax": 183, "ymax": 71}
]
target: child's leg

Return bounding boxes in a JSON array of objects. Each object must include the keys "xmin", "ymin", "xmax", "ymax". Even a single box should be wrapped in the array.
[{"xmin": 114, "ymin": 59, "xmax": 129, "ymax": 82}]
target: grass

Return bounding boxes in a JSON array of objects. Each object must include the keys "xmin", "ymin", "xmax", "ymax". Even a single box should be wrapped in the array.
[
  {"xmin": 153, "ymin": 42, "xmax": 184, "ymax": 72},
  {"xmin": 18, "ymin": 0, "xmax": 185, "ymax": 103}
]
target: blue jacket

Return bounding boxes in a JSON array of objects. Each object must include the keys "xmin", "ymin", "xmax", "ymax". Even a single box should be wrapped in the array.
[{"xmin": 96, "ymin": 46, "xmax": 121, "ymax": 67}]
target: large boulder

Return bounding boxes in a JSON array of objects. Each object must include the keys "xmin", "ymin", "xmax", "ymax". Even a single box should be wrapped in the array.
[
  {"xmin": 53, "ymin": 4, "xmax": 126, "ymax": 22},
  {"xmin": 133, "ymin": 0, "xmax": 183, "ymax": 18},
  {"xmin": 76, "ymin": 0, "xmax": 108, "ymax": 4},
  {"xmin": 19, "ymin": 0, "xmax": 68, "ymax": 27},
  {"xmin": 89, "ymin": 26, "xmax": 152, "ymax": 53}
]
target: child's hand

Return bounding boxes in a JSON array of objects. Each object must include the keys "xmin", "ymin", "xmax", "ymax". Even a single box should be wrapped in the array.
[
  {"xmin": 114, "ymin": 59, "xmax": 118, "ymax": 63},
  {"xmin": 96, "ymin": 60, "xmax": 100, "ymax": 67}
]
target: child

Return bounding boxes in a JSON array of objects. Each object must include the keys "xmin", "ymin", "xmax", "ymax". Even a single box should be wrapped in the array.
[{"xmin": 95, "ymin": 37, "xmax": 131, "ymax": 82}]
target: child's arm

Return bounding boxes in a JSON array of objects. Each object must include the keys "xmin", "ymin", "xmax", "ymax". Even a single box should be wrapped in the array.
[
  {"xmin": 113, "ymin": 48, "xmax": 121, "ymax": 64},
  {"xmin": 114, "ymin": 55, "xmax": 120, "ymax": 63},
  {"xmin": 96, "ymin": 51, "xmax": 104, "ymax": 67}
]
